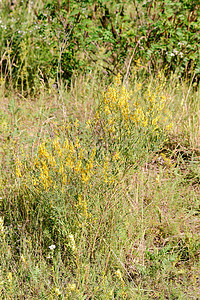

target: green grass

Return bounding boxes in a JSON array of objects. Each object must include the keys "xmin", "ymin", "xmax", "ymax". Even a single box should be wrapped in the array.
[{"xmin": 0, "ymin": 73, "xmax": 200, "ymax": 299}]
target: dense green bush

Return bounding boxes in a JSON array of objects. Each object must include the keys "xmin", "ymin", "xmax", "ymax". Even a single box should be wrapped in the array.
[
  {"xmin": 134, "ymin": 0, "xmax": 200, "ymax": 78},
  {"xmin": 0, "ymin": 0, "xmax": 199, "ymax": 91}
]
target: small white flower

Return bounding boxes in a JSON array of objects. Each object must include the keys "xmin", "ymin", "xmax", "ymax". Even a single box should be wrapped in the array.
[
  {"xmin": 115, "ymin": 269, "xmax": 123, "ymax": 281},
  {"xmin": 68, "ymin": 234, "xmax": 76, "ymax": 252},
  {"xmin": 49, "ymin": 244, "xmax": 56, "ymax": 250},
  {"xmin": 54, "ymin": 288, "xmax": 61, "ymax": 295},
  {"xmin": 0, "ymin": 216, "xmax": 4, "ymax": 234},
  {"xmin": 179, "ymin": 52, "xmax": 183, "ymax": 58},
  {"xmin": 170, "ymin": 52, "xmax": 175, "ymax": 57}
]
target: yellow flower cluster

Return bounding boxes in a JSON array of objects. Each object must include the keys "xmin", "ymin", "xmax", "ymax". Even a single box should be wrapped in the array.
[
  {"xmin": 98, "ymin": 73, "xmax": 172, "ymax": 144},
  {"xmin": 100, "ymin": 154, "xmax": 118, "ymax": 185},
  {"xmin": 32, "ymin": 136, "xmax": 96, "ymax": 192},
  {"xmin": 103, "ymin": 73, "xmax": 130, "ymax": 122},
  {"xmin": 15, "ymin": 156, "xmax": 22, "ymax": 178},
  {"xmin": 77, "ymin": 194, "xmax": 88, "ymax": 222},
  {"xmin": 143, "ymin": 82, "xmax": 172, "ymax": 131}
]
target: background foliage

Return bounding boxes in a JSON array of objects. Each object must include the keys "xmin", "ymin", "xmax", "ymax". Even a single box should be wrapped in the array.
[{"xmin": 0, "ymin": 0, "xmax": 199, "ymax": 92}]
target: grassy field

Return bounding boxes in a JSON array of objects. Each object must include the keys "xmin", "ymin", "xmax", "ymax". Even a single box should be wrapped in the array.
[
  {"xmin": 0, "ymin": 0, "xmax": 200, "ymax": 298},
  {"xmin": 0, "ymin": 71, "xmax": 200, "ymax": 299}
]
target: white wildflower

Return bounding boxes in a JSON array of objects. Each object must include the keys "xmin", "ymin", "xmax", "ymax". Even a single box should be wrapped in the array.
[
  {"xmin": 0, "ymin": 216, "xmax": 4, "ymax": 234},
  {"xmin": 115, "ymin": 269, "xmax": 123, "ymax": 281},
  {"xmin": 54, "ymin": 287, "xmax": 61, "ymax": 295},
  {"xmin": 68, "ymin": 234, "xmax": 76, "ymax": 252},
  {"xmin": 49, "ymin": 244, "xmax": 56, "ymax": 250}
]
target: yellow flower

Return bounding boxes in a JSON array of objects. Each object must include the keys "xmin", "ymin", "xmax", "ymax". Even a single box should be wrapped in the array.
[
  {"xmin": 114, "ymin": 73, "xmax": 122, "ymax": 87},
  {"xmin": 105, "ymin": 105, "xmax": 111, "ymax": 115},
  {"xmin": 16, "ymin": 166, "xmax": 22, "ymax": 178},
  {"xmin": 166, "ymin": 123, "xmax": 172, "ymax": 131},
  {"xmin": 74, "ymin": 118, "xmax": 79, "ymax": 128},
  {"xmin": 82, "ymin": 172, "xmax": 90, "ymax": 183},
  {"xmin": 113, "ymin": 149, "xmax": 120, "ymax": 161}
]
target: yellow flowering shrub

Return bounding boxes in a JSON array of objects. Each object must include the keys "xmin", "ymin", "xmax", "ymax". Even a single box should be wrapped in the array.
[
  {"xmin": 32, "ymin": 137, "xmax": 96, "ymax": 191},
  {"xmin": 13, "ymin": 74, "xmax": 173, "ymax": 250},
  {"xmin": 89, "ymin": 73, "xmax": 172, "ymax": 165}
]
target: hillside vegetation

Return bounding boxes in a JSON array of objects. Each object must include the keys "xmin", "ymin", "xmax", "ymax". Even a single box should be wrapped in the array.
[{"xmin": 0, "ymin": 0, "xmax": 200, "ymax": 299}]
